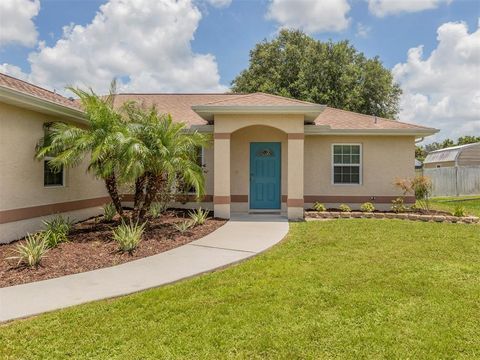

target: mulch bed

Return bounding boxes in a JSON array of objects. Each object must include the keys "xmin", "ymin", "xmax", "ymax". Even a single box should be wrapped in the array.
[{"xmin": 0, "ymin": 209, "xmax": 226, "ymax": 288}]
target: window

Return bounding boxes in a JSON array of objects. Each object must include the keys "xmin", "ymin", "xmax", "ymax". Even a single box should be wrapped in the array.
[
  {"xmin": 332, "ymin": 144, "xmax": 361, "ymax": 184},
  {"xmin": 44, "ymin": 157, "xmax": 64, "ymax": 187}
]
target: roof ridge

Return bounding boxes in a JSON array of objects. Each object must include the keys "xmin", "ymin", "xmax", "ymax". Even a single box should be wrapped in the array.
[
  {"xmin": 197, "ymin": 92, "xmax": 262, "ymax": 105},
  {"xmin": 253, "ymin": 92, "xmax": 319, "ymax": 105},
  {"xmin": 117, "ymin": 92, "xmax": 245, "ymax": 96},
  {"xmin": 197, "ymin": 92, "xmax": 321, "ymax": 106},
  {"xmin": 0, "ymin": 72, "xmax": 72, "ymax": 101}
]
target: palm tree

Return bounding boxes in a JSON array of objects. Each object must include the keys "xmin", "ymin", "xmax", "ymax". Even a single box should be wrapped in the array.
[
  {"xmin": 121, "ymin": 103, "xmax": 209, "ymax": 222},
  {"xmin": 36, "ymin": 82, "xmax": 128, "ymax": 216}
]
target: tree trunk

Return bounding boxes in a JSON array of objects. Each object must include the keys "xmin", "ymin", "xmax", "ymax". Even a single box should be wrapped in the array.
[
  {"xmin": 138, "ymin": 173, "xmax": 163, "ymax": 221},
  {"xmin": 132, "ymin": 174, "xmax": 147, "ymax": 221},
  {"xmin": 104, "ymin": 173, "xmax": 123, "ymax": 217}
]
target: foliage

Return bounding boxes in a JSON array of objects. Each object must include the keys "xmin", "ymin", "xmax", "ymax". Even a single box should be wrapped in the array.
[
  {"xmin": 173, "ymin": 221, "xmax": 192, "ymax": 234},
  {"xmin": 391, "ymin": 197, "xmax": 408, "ymax": 213},
  {"xmin": 189, "ymin": 208, "xmax": 209, "ymax": 225},
  {"xmin": 429, "ymin": 196, "xmax": 479, "ymax": 217},
  {"xmin": 7, "ymin": 233, "xmax": 48, "ymax": 268},
  {"xmin": 112, "ymin": 221, "xmax": 145, "ymax": 253},
  {"xmin": 35, "ymin": 81, "xmax": 127, "ymax": 216},
  {"xmin": 452, "ymin": 205, "xmax": 467, "ymax": 217},
  {"xmin": 394, "ymin": 176, "xmax": 432, "ymax": 211},
  {"xmin": 42, "ymin": 215, "xmax": 73, "ymax": 248},
  {"xmin": 149, "ymin": 202, "xmax": 167, "ymax": 218},
  {"xmin": 313, "ymin": 202, "xmax": 326, "ymax": 212},
  {"xmin": 338, "ymin": 204, "xmax": 351, "ymax": 212},
  {"xmin": 232, "ymin": 29, "xmax": 401, "ymax": 119},
  {"xmin": 360, "ymin": 202, "xmax": 375, "ymax": 212},
  {"xmin": 103, "ymin": 203, "xmax": 117, "ymax": 222}
]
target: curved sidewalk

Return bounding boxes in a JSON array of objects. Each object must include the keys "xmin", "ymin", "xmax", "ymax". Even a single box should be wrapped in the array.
[{"xmin": 0, "ymin": 214, "xmax": 288, "ymax": 323}]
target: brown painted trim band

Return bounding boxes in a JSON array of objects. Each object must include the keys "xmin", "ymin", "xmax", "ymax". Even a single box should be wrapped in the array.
[
  {"xmin": 287, "ymin": 133, "xmax": 304, "ymax": 140},
  {"xmin": 121, "ymin": 194, "xmax": 213, "ymax": 203},
  {"xmin": 213, "ymin": 195, "xmax": 230, "ymax": 204},
  {"xmin": 231, "ymin": 195, "xmax": 248, "ymax": 202},
  {"xmin": 287, "ymin": 198, "xmax": 304, "ymax": 207},
  {"xmin": 0, "ymin": 196, "xmax": 111, "ymax": 224},
  {"xmin": 304, "ymin": 195, "xmax": 416, "ymax": 204},
  {"xmin": 214, "ymin": 133, "xmax": 231, "ymax": 140}
]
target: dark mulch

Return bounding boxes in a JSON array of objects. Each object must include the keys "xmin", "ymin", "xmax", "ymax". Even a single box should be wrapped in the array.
[{"xmin": 0, "ymin": 209, "xmax": 226, "ymax": 288}]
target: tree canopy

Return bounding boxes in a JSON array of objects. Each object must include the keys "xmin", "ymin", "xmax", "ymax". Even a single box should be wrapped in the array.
[{"xmin": 231, "ymin": 29, "xmax": 401, "ymax": 119}]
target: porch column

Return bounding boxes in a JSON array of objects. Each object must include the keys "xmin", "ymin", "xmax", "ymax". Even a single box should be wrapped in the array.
[
  {"xmin": 213, "ymin": 133, "xmax": 231, "ymax": 219},
  {"xmin": 287, "ymin": 133, "xmax": 304, "ymax": 220}
]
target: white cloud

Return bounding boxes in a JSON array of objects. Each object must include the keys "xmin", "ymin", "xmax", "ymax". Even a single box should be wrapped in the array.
[
  {"xmin": 266, "ymin": 0, "xmax": 351, "ymax": 33},
  {"xmin": 355, "ymin": 22, "xmax": 371, "ymax": 38},
  {"xmin": 393, "ymin": 20, "xmax": 480, "ymax": 141},
  {"xmin": 1, "ymin": 0, "xmax": 226, "ymax": 94},
  {"xmin": 205, "ymin": 0, "xmax": 232, "ymax": 8},
  {"xmin": 368, "ymin": 0, "xmax": 451, "ymax": 17},
  {"xmin": 0, "ymin": 0, "xmax": 40, "ymax": 48}
]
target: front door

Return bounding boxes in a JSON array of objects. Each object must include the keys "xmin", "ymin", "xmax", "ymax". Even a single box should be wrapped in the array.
[{"xmin": 250, "ymin": 142, "xmax": 281, "ymax": 209}]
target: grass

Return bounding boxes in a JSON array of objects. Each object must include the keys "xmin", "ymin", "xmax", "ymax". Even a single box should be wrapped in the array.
[
  {"xmin": 1, "ymin": 219, "xmax": 479, "ymax": 359},
  {"xmin": 429, "ymin": 196, "xmax": 480, "ymax": 217}
]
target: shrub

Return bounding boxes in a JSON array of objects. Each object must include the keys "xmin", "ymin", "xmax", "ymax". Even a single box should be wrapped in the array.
[
  {"xmin": 313, "ymin": 202, "xmax": 326, "ymax": 212},
  {"xmin": 411, "ymin": 176, "xmax": 432, "ymax": 211},
  {"xmin": 112, "ymin": 221, "xmax": 145, "ymax": 253},
  {"xmin": 173, "ymin": 221, "xmax": 192, "ymax": 233},
  {"xmin": 149, "ymin": 202, "xmax": 167, "ymax": 218},
  {"xmin": 391, "ymin": 197, "xmax": 407, "ymax": 213},
  {"xmin": 339, "ymin": 204, "xmax": 351, "ymax": 212},
  {"xmin": 7, "ymin": 233, "xmax": 48, "ymax": 268},
  {"xmin": 452, "ymin": 205, "xmax": 467, "ymax": 217},
  {"xmin": 360, "ymin": 202, "xmax": 375, "ymax": 212},
  {"xmin": 103, "ymin": 203, "xmax": 116, "ymax": 222},
  {"xmin": 42, "ymin": 215, "xmax": 73, "ymax": 247},
  {"xmin": 189, "ymin": 208, "xmax": 209, "ymax": 226}
]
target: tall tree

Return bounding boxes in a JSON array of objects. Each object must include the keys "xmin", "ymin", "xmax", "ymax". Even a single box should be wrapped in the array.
[{"xmin": 232, "ymin": 29, "xmax": 401, "ymax": 119}]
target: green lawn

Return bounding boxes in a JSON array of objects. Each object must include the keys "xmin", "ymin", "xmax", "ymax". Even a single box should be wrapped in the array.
[
  {"xmin": 1, "ymin": 220, "xmax": 479, "ymax": 359},
  {"xmin": 430, "ymin": 196, "xmax": 480, "ymax": 217}
]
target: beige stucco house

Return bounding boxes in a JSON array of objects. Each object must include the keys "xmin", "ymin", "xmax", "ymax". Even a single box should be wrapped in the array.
[{"xmin": 0, "ymin": 73, "xmax": 438, "ymax": 243}]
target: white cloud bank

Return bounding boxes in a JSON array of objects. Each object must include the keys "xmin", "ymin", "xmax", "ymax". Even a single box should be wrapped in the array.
[
  {"xmin": 205, "ymin": 0, "xmax": 232, "ymax": 8},
  {"xmin": 266, "ymin": 0, "xmax": 351, "ymax": 33},
  {"xmin": 393, "ymin": 20, "xmax": 480, "ymax": 140},
  {"xmin": 0, "ymin": 0, "xmax": 40, "ymax": 48},
  {"xmin": 1, "ymin": 0, "xmax": 225, "ymax": 94},
  {"xmin": 368, "ymin": 0, "xmax": 451, "ymax": 17}
]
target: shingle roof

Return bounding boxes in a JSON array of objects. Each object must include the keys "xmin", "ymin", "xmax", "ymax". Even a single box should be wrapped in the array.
[
  {"xmin": 0, "ymin": 72, "xmax": 80, "ymax": 110},
  {"xmin": 198, "ymin": 92, "xmax": 319, "ymax": 106}
]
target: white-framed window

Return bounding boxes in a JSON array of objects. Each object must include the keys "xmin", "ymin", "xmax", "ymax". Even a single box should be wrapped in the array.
[
  {"xmin": 44, "ymin": 157, "xmax": 65, "ymax": 187},
  {"xmin": 332, "ymin": 144, "xmax": 362, "ymax": 185}
]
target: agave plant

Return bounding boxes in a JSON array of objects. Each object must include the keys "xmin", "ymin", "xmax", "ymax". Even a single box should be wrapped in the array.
[
  {"xmin": 103, "ymin": 202, "xmax": 117, "ymax": 222},
  {"xmin": 42, "ymin": 215, "xmax": 73, "ymax": 248},
  {"xmin": 173, "ymin": 221, "xmax": 192, "ymax": 234},
  {"xmin": 112, "ymin": 221, "xmax": 146, "ymax": 253},
  {"xmin": 7, "ymin": 233, "xmax": 48, "ymax": 268},
  {"xmin": 189, "ymin": 208, "xmax": 209, "ymax": 226},
  {"xmin": 149, "ymin": 202, "xmax": 167, "ymax": 218}
]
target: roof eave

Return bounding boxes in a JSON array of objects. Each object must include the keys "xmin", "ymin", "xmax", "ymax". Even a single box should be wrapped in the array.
[
  {"xmin": 304, "ymin": 125, "xmax": 439, "ymax": 138},
  {"xmin": 0, "ymin": 86, "xmax": 86, "ymax": 124}
]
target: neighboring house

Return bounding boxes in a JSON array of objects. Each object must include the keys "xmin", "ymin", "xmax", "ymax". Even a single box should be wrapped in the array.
[
  {"xmin": 0, "ymin": 73, "xmax": 438, "ymax": 243},
  {"xmin": 423, "ymin": 143, "xmax": 480, "ymax": 196}
]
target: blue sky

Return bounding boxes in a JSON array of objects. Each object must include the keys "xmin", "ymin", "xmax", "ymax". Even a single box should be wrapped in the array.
[{"xmin": 0, "ymin": 0, "xmax": 479, "ymax": 140}]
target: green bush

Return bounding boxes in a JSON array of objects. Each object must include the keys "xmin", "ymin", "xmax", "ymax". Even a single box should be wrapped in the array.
[
  {"xmin": 189, "ymin": 208, "xmax": 209, "ymax": 226},
  {"xmin": 391, "ymin": 197, "xmax": 407, "ymax": 213},
  {"xmin": 339, "ymin": 204, "xmax": 351, "ymax": 212},
  {"xmin": 103, "ymin": 203, "xmax": 116, "ymax": 222},
  {"xmin": 452, "ymin": 205, "xmax": 467, "ymax": 217},
  {"xmin": 112, "ymin": 221, "xmax": 145, "ymax": 253},
  {"xmin": 42, "ymin": 215, "xmax": 73, "ymax": 248},
  {"xmin": 313, "ymin": 202, "xmax": 326, "ymax": 212},
  {"xmin": 7, "ymin": 233, "xmax": 48, "ymax": 268},
  {"xmin": 149, "ymin": 202, "xmax": 167, "ymax": 218},
  {"xmin": 360, "ymin": 202, "xmax": 375, "ymax": 212},
  {"xmin": 173, "ymin": 221, "xmax": 192, "ymax": 234}
]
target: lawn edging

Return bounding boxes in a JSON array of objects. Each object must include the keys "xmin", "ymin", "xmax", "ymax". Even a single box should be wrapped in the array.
[{"xmin": 305, "ymin": 211, "xmax": 480, "ymax": 224}]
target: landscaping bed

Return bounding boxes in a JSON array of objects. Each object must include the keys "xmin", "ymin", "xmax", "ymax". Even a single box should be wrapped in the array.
[{"xmin": 0, "ymin": 209, "xmax": 225, "ymax": 288}]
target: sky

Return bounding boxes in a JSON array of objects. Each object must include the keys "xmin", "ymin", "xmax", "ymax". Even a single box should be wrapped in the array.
[{"xmin": 0, "ymin": 0, "xmax": 479, "ymax": 142}]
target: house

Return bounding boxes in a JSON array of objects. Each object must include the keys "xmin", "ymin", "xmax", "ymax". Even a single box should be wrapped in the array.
[
  {"xmin": 0, "ymin": 73, "xmax": 438, "ymax": 243},
  {"xmin": 423, "ymin": 143, "xmax": 480, "ymax": 196}
]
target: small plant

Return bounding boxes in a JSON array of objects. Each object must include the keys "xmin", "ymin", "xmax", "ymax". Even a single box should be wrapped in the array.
[
  {"xmin": 103, "ymin": 203, "xmax": 117, "ymax": 222},
  {"xmin": 339, "ymin": 204, "xmax": 351, "ymax": 212},
  {"xmin": 42, "ymin": 215, "xmax": 73, "ymax": 247},
  {"xmin": 452, "ymin": 205, "xmax": 467, "ymax": 217},
  {"xmin": 313, "ymin": 202, "xmax": 326, "ymax": 212},
  {"xmin": 112, "ymin": 221, "xmax": 145, "ymax": 253},
  {"xmin": 149, "ymin": 202, "xmax": 167, "ymax": 218},
  {"xmin": 173, "ymin": 221, "xmax": 192, "ymax": 234},
  {"xmin": 391, "ymin": 197, "xmax": 407, "ymax": 213},
  {"xmin": 360, "ymin": 202, "xmax": 375, "ymax": 212},
  {"xmin": 189, "ymin": 208, "xmax": 209, "ymax": 226},
  {"xmin": 7, "ymin": 233, "xmax": 48, "ymax": 268}
]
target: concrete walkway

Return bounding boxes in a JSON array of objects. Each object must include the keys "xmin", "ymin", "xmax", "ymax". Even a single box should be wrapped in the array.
[{"xmin": 0, "ymin": 214, "xmax": 288, "ymax": 323}]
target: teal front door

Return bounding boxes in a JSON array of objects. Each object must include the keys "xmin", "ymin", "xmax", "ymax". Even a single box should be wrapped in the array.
[{"xmin": 250, "ymin": 142, "xmax": 281, "ymax": 209}]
